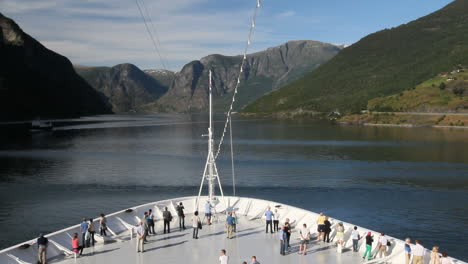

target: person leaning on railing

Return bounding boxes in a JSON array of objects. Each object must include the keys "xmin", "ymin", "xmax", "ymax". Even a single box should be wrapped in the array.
[
  {"xmin": 404, "ymin": 238, "xmax": 412, "ymax": 264},
  {"xmin": 316, "ymin": 212, "xmax": 326, "ymax": 241},
  {"xmin": 37, "ymin": 233, "xmax": 48, "ymax": 264},
  {"xmin": 412, "ymin": 240, "xmax": 425, "ymax": 264}
]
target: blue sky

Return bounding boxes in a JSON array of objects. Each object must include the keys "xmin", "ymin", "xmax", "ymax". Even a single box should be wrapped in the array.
[{"xmin": 1, "ymin": 0, "xmax": 453, "ymax": 70}]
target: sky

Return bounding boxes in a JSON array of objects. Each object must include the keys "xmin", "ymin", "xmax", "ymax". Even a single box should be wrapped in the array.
[{"xmin": 1, "ymin": 0, "xmax": 454, "ymax": 71}]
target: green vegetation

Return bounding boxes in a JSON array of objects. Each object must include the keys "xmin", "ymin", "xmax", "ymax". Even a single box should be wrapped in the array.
[
  {"xmin": 244, "ymin": 0, "xmax": 468, "ymax": 114},
  {"xmin": 367, "ymin": 70, "xmax": 467, "ymax": 112}
]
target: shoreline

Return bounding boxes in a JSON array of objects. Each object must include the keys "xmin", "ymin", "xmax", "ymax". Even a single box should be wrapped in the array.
[{"xmin": 338, "ymin": 121, "xmax": 468, "ymax": 129}]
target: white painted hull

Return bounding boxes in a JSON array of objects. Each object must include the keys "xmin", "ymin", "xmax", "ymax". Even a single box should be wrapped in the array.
[{"xmin": 0, "ymin": 196, "xmax": 464, "ymax": 264}]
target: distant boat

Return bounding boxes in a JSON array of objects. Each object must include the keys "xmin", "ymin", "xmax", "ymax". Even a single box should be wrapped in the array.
[{"xmin": 30, "ymin": 120, "xmax": 53, "ymax": 132}]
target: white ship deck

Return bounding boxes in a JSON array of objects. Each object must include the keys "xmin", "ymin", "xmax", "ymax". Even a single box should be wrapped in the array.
[
  {"xmin": 53, "ymin": 216, "xmax": 365, "ymax": 264},
  {"xmin": 0, "ymin": 196, "xmax": 465, "ymax": 264}
]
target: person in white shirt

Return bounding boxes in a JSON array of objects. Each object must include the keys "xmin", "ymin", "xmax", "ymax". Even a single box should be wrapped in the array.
[
  {"xmin": 298, "ymin": 223, "xmax": 310, "ymax": 255},
  {"xmin": 440, "ymin": 252, "xmax": 453, "ymax": 264},
  {"xmin": 412, "ymin": 240, "xmax": 426, "ymax": 264},
  {"xmin": 136, "ymin": 221, "xmax": 145, "ymax": 253},
  {"xmin": 273, "ymin": 209, "xmax": 280, "ymax": 232},
  {"xmin": 191, "ymin": 211, "xmax": 201, "ymax": 239},
  {"xmin": 378, "ymin": 233, "xmax": 388, "ymax": 258},
  {"xmin": 219, "ymin": 249, "xmax": 229, "ymax": 264},
  {"xmin": 351, "ymin": 226, "xmax": 361, "ymax": 252}
]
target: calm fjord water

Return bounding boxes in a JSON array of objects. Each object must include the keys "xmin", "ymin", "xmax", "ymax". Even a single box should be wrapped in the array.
[{"xmin": 0, "ymin": 114, "xmax": 467, "ymax": 259}]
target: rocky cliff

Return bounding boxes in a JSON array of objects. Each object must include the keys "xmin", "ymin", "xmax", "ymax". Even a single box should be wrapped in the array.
[
  {"xmin": 0, "ymin": 13, "xmax": 111, "ymax": 121},
  {"xmin": 154, "ymin": 40, "xmax": 342, "ymax": 112},
  {"xmin": 75, "ymin": 64, "xmax": 170, "ymax": 113}
]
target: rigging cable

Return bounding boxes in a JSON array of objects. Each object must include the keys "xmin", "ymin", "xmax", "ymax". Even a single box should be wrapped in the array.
[
  {"xmin": 214, "ymin": 0, "xmax": 261, "ymax": 160},
  {"xmin": 139, "ymin": 0, "xmax": 170, "ymax": 69},
  {"xmin": 229, "ymin": 114, "xmax": 236, "ymax": 196},
  {"xmin": 135, "ymin": 0, "xmax": 168, "ymax": 70}
]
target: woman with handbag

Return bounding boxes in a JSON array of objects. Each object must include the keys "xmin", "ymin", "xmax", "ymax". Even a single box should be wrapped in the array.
[{"xmin": 192, "ymin": 211, "xmax": 201, "ymax": 239}]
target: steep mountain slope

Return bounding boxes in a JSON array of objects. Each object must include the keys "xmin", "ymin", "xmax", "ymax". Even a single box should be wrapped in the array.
[
  {"xmin": 244, "ymin": 0, "xmax": 468, "ymax": 114},
  {"xmin": 144, "ymin": 69, "xmax": 176, "ymax": 89},
  {"xmin": 75, "ymin": 64, "xmax": 169, "ymax": 113},
  {"xmin": 154, "ymin": 40, "xmax": 342, "ymax": 112},
  {"xmin": 0, "ymin": 13, "xmax": 111, "ymax": 121}
]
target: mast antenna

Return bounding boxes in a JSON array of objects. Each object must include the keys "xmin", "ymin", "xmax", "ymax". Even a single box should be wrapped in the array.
[{"xmin": 196, "ymin": 70, "xmax": 225, "ymax": 209}]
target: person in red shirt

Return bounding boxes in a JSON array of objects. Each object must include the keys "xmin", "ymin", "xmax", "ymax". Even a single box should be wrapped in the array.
[{"xmin": 72, "ymin": 233, "xmax": 84, "ymax": 256}]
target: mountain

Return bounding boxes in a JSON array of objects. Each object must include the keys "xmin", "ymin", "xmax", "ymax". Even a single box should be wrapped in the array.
[
  {"xmin": 244, "ymin": 0, "xmax": 468, "ymax": 115},
  {"xmin": 144, "ymin": 69, "xmax": 176, "ymax": 89},
  {"xmin": 0, "ymin": 13, "xmax": 111, "ymax": 121},
  {"xmin": 152, "ymin": 40, "xmax": 342, "ymax": 112},
  {"xmin": 75, "ymin": 64, "xmax": 170, "ymax": 113}
]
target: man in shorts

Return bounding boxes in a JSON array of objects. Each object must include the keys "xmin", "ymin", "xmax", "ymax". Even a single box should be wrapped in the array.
[
  {"xmin": 298, "ymin": 223, "xmax": 310, "ymax": 255},
  {"xmin": 316, "ymin": 212, "xmax": 326, "ymax": 241},
  {"xmin": 205, "ymin": 201, "xmax": 213, "ymax": 225}
]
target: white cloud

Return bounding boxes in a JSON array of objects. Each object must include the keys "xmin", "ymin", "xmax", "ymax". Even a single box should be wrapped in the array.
[
  {"xmin": 1, "ymin": 0, "xmax": 272, "ymax": 70},
  {"xmin": 277, "ymin": 10, "xmax": 296, "ymax": 18}
]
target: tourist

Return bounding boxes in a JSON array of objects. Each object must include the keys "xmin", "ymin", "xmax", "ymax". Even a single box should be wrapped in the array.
[
  {"xmin": 99, "ymin": 214, "xmax": 107, "ymax": 236},
  {"xmin": 265, "ymin": 207, "xmax": 273, "ymax": 233},
  {"xmin": 404, "ymin": 238, "xmax": 412, "ymax": 264},
  {"xmin": 441, "ymin": 252, "xmax": 452, "ymax": 264},
  {"xmin": 87, "ymin": 218, "xmax": 96, "ymax": 246},
  {"xmin": 163, "ymin": 207, "xmax": 173, "ymax": 234},
  {"xmin": 298, "ymin": 223, "xmax": 310, "ymax": 255},
  {"xmin": 430, "ymin": 246, "xmax": 441, "ymax": 264},
  {"xmin": 335, "ymin": 222, "xmax": 345, "ymax": 253},
  {"xmin": 37, "ymin": 233, "xmax": 48, "ymax": 264},
  {"xmin": 80, "ymin": 218, "xmax": 88, "ymax": 248},
  {"xmin": 323, "ymin": 216, "xmax": 331, "ymax": 243},
  {"xmin": 143, "ymin": 212, "xmax": 149, "ymax": 241},
  {"xmin": 362, "ymin": 232, "xmax": 373, "ymax": 261},
  {"xmin": 219, "ymin": 249, "xmax": 229, "ymax": 264},
  {"xmin": 279, "ymin": 226, "xmax": 287, "ymax": 256},
  {"xmin": 378, "ymin": 232, "xmax": 388, "ymax": 258},
  {"xmin": 226, "ymin": 212, "xmax": 235, "ymax": 239},
  {"xmin": 273, "ymin": 209, "xmax": 280, "ymax": 232},
  {"xmin": 316, "ymin": 212, "xmax": 326, "ymax": 241},
  {"xmin": 250, "ymin": 256, "xmax": 260, "ymax": 264},
  {"xmin": 192, "ymin": 211, "xmax": 201, "ymax": 239},
  {"xmin": 335, "ymin": 222, "xmax": 345, "ymax": 246},
  {"xmin": 136, "ymin": 221, "xmax": 145, "ymax": 253},
  {"xmin": 351, "ymin": 226, "xmax": 360, "ymax": 252},
  {"xmin": 412, "ymin": 240, "xmax": 425, "ymax": 264},
  {"xmin": 72, "ymin": 233, "xmax": 84, "ymax": 256},
  {"xmin": 205, "ymin": 201, "xmax": 213, "ymax": 225},
  {"xmin": 284, "ymin": 219, "xmax": 292, "ymax": 251},
  {"xmin": 148, "ymin": 209, "xmax": 155, "ymax": 235},
  {"xmin": 176, "ymin": 202, "xmax": 186, "ymax": 231},
  {"xmin": 232, "ymin": 210, "xmax": 238, "ymax": 232}
]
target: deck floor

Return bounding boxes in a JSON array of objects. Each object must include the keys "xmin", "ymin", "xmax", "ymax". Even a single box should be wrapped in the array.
[{"xmin": 54, "ymin": 215, "xmax": 365, "ymax": 264}]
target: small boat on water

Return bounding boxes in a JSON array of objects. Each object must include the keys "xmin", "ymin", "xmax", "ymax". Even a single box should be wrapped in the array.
[{"xmin": 30, "ymin": 120, "xmax": 53, "ymax": 132}]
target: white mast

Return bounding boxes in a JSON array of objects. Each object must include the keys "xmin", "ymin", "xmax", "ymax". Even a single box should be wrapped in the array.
[{"xmin": 196, "ymin": 70, "xmax": 225, "ymax": 209}]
